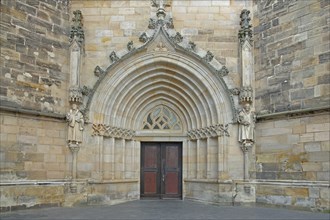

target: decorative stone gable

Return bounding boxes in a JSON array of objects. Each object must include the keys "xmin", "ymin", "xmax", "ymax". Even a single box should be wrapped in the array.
[{"xmin": 83, "ymin": 3, "xmax": 236, "ymax": 122}]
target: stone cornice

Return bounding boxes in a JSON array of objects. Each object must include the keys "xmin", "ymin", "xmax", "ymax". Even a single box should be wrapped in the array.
[
  {"xmin": 256, "ymin": 106, "xmax": 330, "ymax": 121},
  {"xmin": 0, "ymin": 104, "xmax": 66, "ymax": 120}
]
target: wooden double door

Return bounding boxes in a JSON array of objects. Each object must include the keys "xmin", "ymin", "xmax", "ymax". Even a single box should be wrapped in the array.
[{"xmin": 141, "ymin": 142, "xmax": 182, "ymax": 199}]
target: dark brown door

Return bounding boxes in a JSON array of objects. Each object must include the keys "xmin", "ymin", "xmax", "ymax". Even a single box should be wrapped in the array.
[{"xmin": 141, "ymin": 142, "xmax": 182, "ymax": 199}]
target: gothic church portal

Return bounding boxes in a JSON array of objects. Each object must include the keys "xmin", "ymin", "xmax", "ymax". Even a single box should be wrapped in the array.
[{"xmin": 0, "ymin": 0, "xmax": 329, "ymax": 212}]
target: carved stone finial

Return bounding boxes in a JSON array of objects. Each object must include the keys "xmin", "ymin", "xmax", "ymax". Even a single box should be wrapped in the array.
[
  {"xmin": 139, "ymin": 32, "xmax": 149, "ymax": 43},
  {"xmin": 109, "ymin": 51, "xmax": 119, "ymax": 63},
  {"xmin": 238, "ymin": 9, "xmax": 252, "ymax": 44},
  {"xmin": 127, "ymin": 41, "xmax": 135, "ymax": 51},
  {"xmin": 156, "ymin": 1, "xmax": 166, "ymax": 20},
  {"xmin": 203, "ymin": 51, "xmax": 214, "ymax": 62},
  {"xmin": 70, "ymin": 10, "xmax": 84, "ymax": 44},
  {"xmin": 217, "ymin": 66, "xmax": 229, "ymax": 77},
  {"xmin": 94, "ymin": 65, "xmax": 105, "ymax": 77}
]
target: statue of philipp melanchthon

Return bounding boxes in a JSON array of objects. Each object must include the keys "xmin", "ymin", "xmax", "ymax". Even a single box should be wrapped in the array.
[
  {"xmin": 238, "ymin": 103, "xmax": 255, "ymax": 146},
  {"xmin": 67, "ymin": 103, "xmax": 84, "ymax": 145}
]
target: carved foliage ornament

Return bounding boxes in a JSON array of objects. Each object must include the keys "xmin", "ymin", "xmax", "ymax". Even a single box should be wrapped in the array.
[
  {"xmin": 203, "ymin": 51, "xmax": 214, "ymax": 63},
  {"xmin": 139, "ymin": 32, "xmax": 149, "ymax": 43},
  {"xmin": 109, "ymin": 51, "xmax": 119, "ymax": 63},
  {"xmin": 127, "ymin": 41, "xmax": 135, "ymax": 51},
  {"xmin": 94, "ymin": 65, "xmax": 105, "ymax": 77},
  {"xmin": 217, "ymin": 66, "xmax": 229, "ymax": 77},
  {"xmin": 171, "ymin": 32, "xmax": 183, "ymax": 44},
  {"xmin": 92, "ymin": 124, "xmax": 136, "ymax": 140},
  {"xmin": 187, "ymin": 124, "xmax": 229, "ymax": 140}
]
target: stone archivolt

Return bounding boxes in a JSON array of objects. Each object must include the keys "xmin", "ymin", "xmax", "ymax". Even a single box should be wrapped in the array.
[
  {"xmin": 85, "ymin": 7, "xmax": 237, "ymax": 125},
  {"xmin": 187, "ymin": 124, "xmax": 229, "ymax": 140},
  {"xmin": 92, "ymin": 124, "xmax": 136, "ymax": 140}
]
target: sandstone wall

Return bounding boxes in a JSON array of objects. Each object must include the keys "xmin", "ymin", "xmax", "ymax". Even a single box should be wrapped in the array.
[
  {"xmin": 256, "ymin": 113, "xmax": 329, "ymax": 182},
  {"xmin": 0, "ymin": 0, "xmax": 70, "ymax": 114},
  {"xmin": 253, "ymin": 0, "xmax": 330, "ymax": 211},
  {"xmin": 253, "ymin": 0, "xmax": 330, "ymax": 113},
  {"xmin": 0, "ymin": 112, "xmax": 69, "ymax": 180},
  {"xmin": 255, "ymin": 112, "xmax": 329, "ymax": 210}
]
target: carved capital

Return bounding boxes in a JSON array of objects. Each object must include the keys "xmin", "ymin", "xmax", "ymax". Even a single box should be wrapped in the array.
[
  {"xmin": 187, "ymin": 124, "xmax": 229, "ymax": 140},
  {"xmin": 92, "ymin": 123, "xmax": 136, "ymax": 140}
]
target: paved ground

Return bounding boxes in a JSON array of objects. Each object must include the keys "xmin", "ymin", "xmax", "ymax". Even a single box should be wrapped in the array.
[{"xmin": 0, "ymin": 200, "xmax": 329, "ymax": 220}]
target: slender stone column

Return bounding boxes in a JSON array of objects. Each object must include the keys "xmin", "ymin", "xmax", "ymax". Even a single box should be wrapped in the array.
[
  {"xmin": 98, "ymin": 136, "xmax": 104, "ymax": 181},
  {"xmin": 110, "ymin": 137, "xmax": 115, "ymax": 179},
  {"xmin": 68, "ymin": 143, "xmax": 80, "ymax": 193},
  {"xmin": 241, "ymin": 143, "xmax": 252, "ymax": 180},
  {"xmin": 196, "ymin": 139, "xmax": 200, "ymax": 179},
  {"xmin": 187, "ymin": 140, "xmax": 191, "ymax": 178},
  {"xmin": 122, "ymin": 138, "xmax": 126, "ymax": 179},
  {"xmin": 217, "ymin": 136, "xmax": 223, "ymax": 178},
  {"xmin": 206, "ymin": 137, "xmax": 210, "ymax": 178}
]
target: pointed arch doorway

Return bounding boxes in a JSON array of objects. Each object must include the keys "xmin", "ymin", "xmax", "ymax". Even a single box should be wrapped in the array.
[
  {"xmin": 86, "ymin": 16, "xmax": 237, "ymax": 205},
  {"xmin": 140, "ymin": 142, "xmax": 182, "ymax": 199}
]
